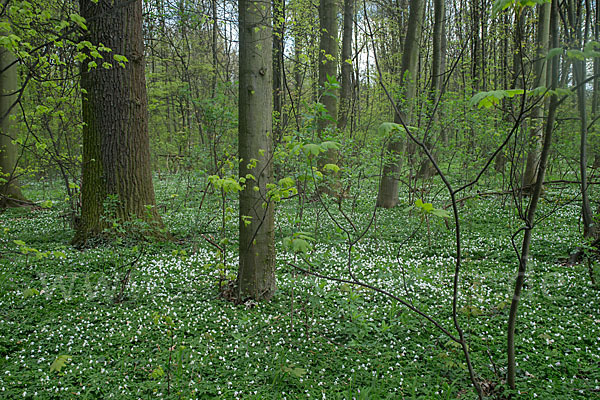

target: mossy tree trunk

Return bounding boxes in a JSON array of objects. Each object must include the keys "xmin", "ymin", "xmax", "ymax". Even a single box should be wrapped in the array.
[
  {"xmin": 236, "ymin": 0, "xmax": 276, "ymax": 301},
  {"xmin": 74, "ymin": 0, "xmax": 162, "ymax": 245},
  {"xmin": 0, "ymin": 41, "xmax": 29, "ymax": 208},
  {"xmin": 376, "ymin": 0, "xmax": 424, "ymax": 208}
]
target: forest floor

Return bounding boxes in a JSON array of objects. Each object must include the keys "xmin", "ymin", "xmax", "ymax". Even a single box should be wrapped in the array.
[{"xmin": 0, "ymin": 176, "xmax": 599, "ymax": 399}]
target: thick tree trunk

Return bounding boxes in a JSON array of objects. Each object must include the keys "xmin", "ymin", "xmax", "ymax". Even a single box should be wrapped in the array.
[
  {"xmin": 318, "ymin": 0, "xmax": 338, "ymax": 129},
  {"xmin": 74, "ymin": 0, "xmax": 163, "ymax": 244},
  {"xmin": 237, "ymin": 0, "xmax": 276, "ymax": 301},
  {"xmin": 317, "ymin": 0, "xmax": 339, "ymax": 194},
  {"xmin": 523, "ymin": 2, "xmax": 551, "ymax": 189},
  {"xmin": 337, "ymin": 0, "xmax": 354, "ymax": 131},
  {"xmin": 0, "ymin": 42, "xmax": 29, "ymax": 208},
  {"xmin": 376, "ymin": 0, "xmax": 424, "ymax": 208}
]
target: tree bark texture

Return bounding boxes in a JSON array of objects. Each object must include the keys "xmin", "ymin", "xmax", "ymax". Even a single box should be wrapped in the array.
[
  {"xmin": 376, "ymin": 0, "xmax": 424, "ymax": 208},
  {"xmin": 0, "ymin": 42, "xmax": 28, "ymax": 207},
  {"xmin": 318, "ymin": 0, "xmax": 338, "ymax": 134},
  {"xmin": 237, "ymin": 0, "xmax": 276, "ymax": 301},
  {"xmin": 75, "ymin": 0, "xmax": 162, "ymax": 244},
  {"xmin": 317, "ymin": 0, "xmax": 339, "ymax": 193},
  {"xmin": 337, "ymin": 0, "xmax": 354, "ymax": 131}
]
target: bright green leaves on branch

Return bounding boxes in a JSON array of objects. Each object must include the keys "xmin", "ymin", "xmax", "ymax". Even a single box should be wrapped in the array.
[
  {"xmin": 405, "ymin": 199, "xmax": 452, "ymax": 218},
  {"xmin": 561, "ymin": 42, "xmax": 600, "ymax": 61},
  {"xmin": 301, "ymin": 141, "xmax": 340, "ymax": 159},
  {"xmin": 469, "ymin": 89, "xmax": 524, "ymax": 109},
  {"xmin": 283, "ymin": 232, "xmax": 315, "ymax": 255},
  {"xmin": 492, "ymin": 0, "xmax": 549, "ymax": 16}
]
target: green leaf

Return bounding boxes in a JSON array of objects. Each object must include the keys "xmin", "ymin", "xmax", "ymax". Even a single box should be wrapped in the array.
[
  {"xmin": 278, "ymin": 177, "xmax": 295, "ymax": 188},
  {"xmin": 566, "ymin": 49, "xmax": 586, "ymax": 61},
  {"xmin": 528, "ymin": 86, "xmax": 548, "ymax": 97},
  {"xmin": 150, "ymin": 365, "xmax": 165, "ymax": 379},
  {"xmin": 546, "ymin": 47, "xmax": 563, "ymax": 60},
  {"xmin": 378, "ymin": 122, "xmax": 402, "ymax": 137},
  {"xmin": 69, "ymin": 14, "xmax": 87, "ymax": 30},
  {"xmin": 302, "ymin": 143, "xmax": 322, "ymax": 157},
  {"xmin": 320, "ymin": 141, "xmax": 340, "ymax": 150},
  {"xmin": 323, "ymin": 163, "xmax": 340, "ymax": 173},
  {"xmin": 283, "ymin": 365, "xmax": 307, "ymax": 378},
  {"xmin": 492, "ymin": 0, "xmax": 514, "ymax": 15},
  {"xmin": 430, "ymin": 208, "xmax": 452, "ymax": 218},
  {"xmin": 469, "ymin": 89, "xmax": 524, "ymax": 109},
  {"xmin": 50, "ymin": 355, "xmax": 72, "ymax": 373},
  {"xmin": 23, "ymin": 288, "xmax": 39, "ymax": 298}
]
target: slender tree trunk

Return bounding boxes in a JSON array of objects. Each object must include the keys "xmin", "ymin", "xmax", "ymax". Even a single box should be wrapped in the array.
[
  {"xmin": 376, "ymin": 0, "xmax": 424, "ymax": 208},
  {"xmin": 337, "ymin": 0, "xmax": 354, "ymax": 131},
  {"xmin": 237, "ymin": 0, "xmax": 276, "ymax": 301},
  {"xmin": 273, "ymin": 0, "xmax": 284, "ymax": 142},
  {"xmin": 574, "ymin": 59, "xmax": 595, "ymax": 237},
  {"xmin": 523, "ymin": 2, "xmax": 551, "ymax": 189},
  {"xmin": 471, "ymin": 0, "xmax": 481, "ymax": 90},
  {"xmin": 507, "ymin": 0, "xmax": 559, "ymax": 389},
  {"xmin": 594, "ymin": 3, "xmax": 600, "ymax": 168},
  {"xmin": 211, "ymin": 0, "xmax": 218, "ymax": 97},
  {"xmin": 74, "ymin": 0, "xmax": 163, "ymax": 245},
  {"xmin": 417, "ymin": 0, "xmax": 445, "ymax": 178},
  {"xmin": 0, "ymin": 42, "xmax": 28, "ymax": 207}
]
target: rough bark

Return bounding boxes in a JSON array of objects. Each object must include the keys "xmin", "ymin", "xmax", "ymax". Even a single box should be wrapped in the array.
[
  {"xmin": 337, "ymin": 0, "xmax": 354, "ymax": 131},
  {"xmin": 74, "ymin": 0, "xmax": 163, "ymax": 245},
  {"xmin": 237, "ymin": 0, "xmax": 276, "ymax": 301},
  {"xmin": 376, "ymin": 0, "xmax": 424, "ymax": 208},
  {"xmin": 523, "ymin": 2, "xmax": 551, "ymax": 189},
  {"xmin": 0, "ymin": 41, "xmax": 29, "ymax": 208}
]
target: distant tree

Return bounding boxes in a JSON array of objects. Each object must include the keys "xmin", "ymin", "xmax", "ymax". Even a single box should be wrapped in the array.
[
  {"xmin": 522, "ymin": 2, "xmax": 550, "ymax": 189},
  {"xmin": 317, "ymin": 0, "xmax": 340, "ymax": 194},
  {"xmin": 74, "ymin": 0, "xmax": 163, "ymax": 244},
  {"xmin": 376, "ymin": 0, "xmax": 424, "ymax": 208},
  {"xmin": 236, "ymin": 0, "xmax": 276, "ymax": 301},
  {"xmin": 0, "ymin": 42, "xmax": 29, "ymax": 207},
  {"xmin": 337, "ymin": 0, "xmax": 354, "ymax": 131}
]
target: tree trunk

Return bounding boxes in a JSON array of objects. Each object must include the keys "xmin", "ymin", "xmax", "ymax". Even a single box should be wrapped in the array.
[
  {"xmin": 273, "ymin": 0, "xmax": 284, "ymax": 142},
  {"xmin": 507, "ymin": 0, "xmax": 558, "ymax": 389},
  {"xmin": 317, "ymin": 0, "xmax": 340, "ymax": 193},
  {"xmin": 417, "ymin": 0, "xmax": 445, "ymax": 178},
  {"xmin": 0, "ymin": 41, "xmax": 29, "ymax": 208},
  {"xmin": 376, "ymin": 0, "xmax": 424, "ymax": 208},
  {"xmin": 74, "ymin": 0, "xmax": 163, "ymax": 245},
  {"xmin": 237, "ymin": 0, "xmax": 276, "ymax": 301},
  {"xmin": 337, "ymin": 0, "xmax": 354, "ymax": 131},
  {"xmin": 522, "ymin": 2, "xmax": 551, "ymax": 189},
  {"xmin": 317, "ymin": 0, "xmax": 338, "ymax": 119},
  {"xmin": 592, "ymin": 3, "xmax": 600, "ymax": 167}
]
